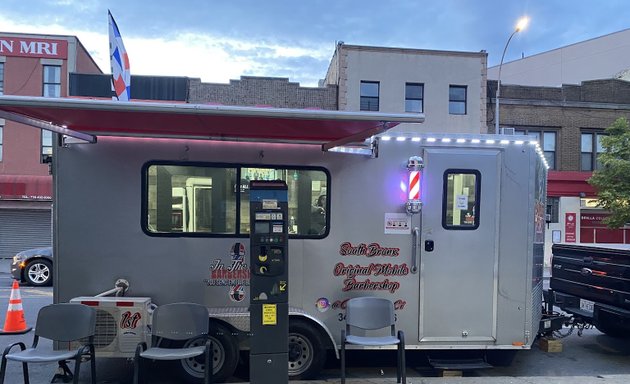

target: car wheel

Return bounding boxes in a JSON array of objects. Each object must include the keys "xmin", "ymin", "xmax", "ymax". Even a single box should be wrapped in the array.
[
  {"xmin": 24, "ymin": 259, "xmax": 52, "ymax": 286},
  {"xmin": 288, "ymin": 319, "xmax": 327, "ymax": 379},
  {"xmin": 174, "ymin": 322, "xmax": 239, "ymax": 383}
]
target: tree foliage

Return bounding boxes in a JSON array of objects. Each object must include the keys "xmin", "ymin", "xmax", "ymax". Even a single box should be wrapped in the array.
[{"xmin": 588, "ymin": 117, "xmax": 630, "ymax": 228}]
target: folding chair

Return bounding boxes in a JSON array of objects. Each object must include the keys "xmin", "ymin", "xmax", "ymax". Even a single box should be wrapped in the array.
[
  {"xmin": 340, "ymin": 297, "xmax": 406, "ymax": 384},
  {"xmin": 0, "ymin": 303, "xmax": 97, "ymax": 384},
  {"xmin": 134, "ymin": 302, "xmax": 212, "ymax": 384}
]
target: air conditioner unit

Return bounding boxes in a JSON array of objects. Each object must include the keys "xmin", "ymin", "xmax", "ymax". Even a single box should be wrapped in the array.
[
  {"xmin": 70, "ymin": 297, "xmax": 153, "ymax": 358},
  {"xmin": 499, "ymin": 127, "xmax": 515, "ymax": 135}
]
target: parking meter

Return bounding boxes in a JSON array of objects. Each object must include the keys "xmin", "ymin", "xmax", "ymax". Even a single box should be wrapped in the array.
[{"xmin": 249, "ymin": 180, "xmax": 288, "ymax": 384}]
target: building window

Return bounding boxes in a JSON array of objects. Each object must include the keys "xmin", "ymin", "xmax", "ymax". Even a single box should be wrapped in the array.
[
  {"xmin": 43, "ymin": 65, "xmax": 61, "ymax": 98},
  {"xmin": 515, "ymin": 129, "xmax": 557, "ymax": 170},
  {"xmin": 442, "ymin": 170, "xmax": 480, "ymax": 230},
  {"xmin": 581, "ymin": 132, "xmax": 606, "ymax": 171},
  {"xmin": 360, "ymin": 81, "xmax": 379, "ymax": 111},
  {"xmin": 449, "ymin": 85, "xmax": 467, "ymax": 115},
  {"xmin": 0, "ymin": 123, "xmax": 3, "ymax": 162},
  {"xmin": 0, "ymin": 62, "xmax": 4, "ymax": 95},
  {"xmin": 41, "ymin": 130, "xmax": 53, "ymax": 163},
  {"xmin": 547, "ymin": 197, "xmax": 559, "ymax": 223},
  {"xmin": 405, "ymin": 83, "xmax": 424, "ymax": 113}
]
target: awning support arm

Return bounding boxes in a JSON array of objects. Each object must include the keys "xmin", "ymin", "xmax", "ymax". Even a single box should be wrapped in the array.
[
  {"xmin": 321, "ymin": 121, "xmax": 393, "ymax": 152},
  {"xmin": 0, "ymin": 110, "xmax": 96, "ymax": 143}
]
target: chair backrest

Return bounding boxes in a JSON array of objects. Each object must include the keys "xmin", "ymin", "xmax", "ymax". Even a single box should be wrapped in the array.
[
  {"xmin": 35, "ymin": 303, "xmax": 96, "ymax": 342},
  {"xmin": 345, "ymin": 297, "xmax": 395, "ymax": 331},
  {"xmin": 152, "ymin": 302, "xmax": 209, "ymax": 341}
]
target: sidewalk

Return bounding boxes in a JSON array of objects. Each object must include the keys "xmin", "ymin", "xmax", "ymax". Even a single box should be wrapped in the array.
[{"xmin": 282, "ymin": 377, "xmax": 630, "ymax": 384}]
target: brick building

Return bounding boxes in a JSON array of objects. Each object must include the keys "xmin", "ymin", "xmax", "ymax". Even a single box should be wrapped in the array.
[
  {"xmin": 0, "ymin": 33, "xmax": 102, "ymax": 259},
  {"xmin": 488, "ymin": 79, "xmax": 630, "ymax": 260}
]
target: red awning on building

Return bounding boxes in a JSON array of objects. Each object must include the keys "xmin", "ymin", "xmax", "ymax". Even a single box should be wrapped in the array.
[
  {"xmin": 0, "ymin": 175, "xmax": 52, "ymax": 201},
  {"xmin": 548, "ymin": 171, "xmax": 598, "ymax": 197}
]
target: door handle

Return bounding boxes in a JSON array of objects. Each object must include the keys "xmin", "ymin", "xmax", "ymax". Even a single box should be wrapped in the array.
[{"xmin": 411, "ymin": 227, "xmax": 419, "ymax": 274}]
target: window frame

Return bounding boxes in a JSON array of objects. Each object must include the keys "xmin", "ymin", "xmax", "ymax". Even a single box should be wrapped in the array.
[
  {"xmin": 405, "ymin": 82, "xmax": 424, "ymax": 113},
  {"xmin": 360, "ymin": 81, "xmax": 380, "ymax": 111},
  {"xmin": 581, "ymin": 131, "xmax": 606, "ymax": 171},
  {"xmin": 42, "ymin": 65, "xmax": 61, "ymax": 98},
  {"xmin": 514, "ymin": 128, "xmax": 557, "ymax": 170},
  {"xmin": 442, "ymin": 169, "xmax": 481, "ymax": 230},
  {"xmin": 546, "ymin": 196, "xmax": 560, "ymax": 223},
  {"xmin": 141, "ymin": 161, "xmax": 331, "ymax": 239},
  {"xmin": 448, "ymin": 85, "xmax": 467, "ymax": 115},
  {"xmin": 41, "ymin": 130, "xmax": 53, "ymax": 163},
  {"xmin": 0, "ymin": 62, "xmax": 4, "ymax": 95}
]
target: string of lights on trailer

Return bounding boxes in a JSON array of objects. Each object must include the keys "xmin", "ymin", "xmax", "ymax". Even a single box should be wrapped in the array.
[{"xmin": 329, "ymin": 132, "xmax": 550, "ymax": 170}]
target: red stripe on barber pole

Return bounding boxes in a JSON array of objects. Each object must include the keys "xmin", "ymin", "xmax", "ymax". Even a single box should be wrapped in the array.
[{"xmin": 409, "ymin": 171, "xmax": 420, "ymax": 200}]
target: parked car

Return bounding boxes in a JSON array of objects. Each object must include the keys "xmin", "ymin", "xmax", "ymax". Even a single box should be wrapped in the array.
[{"xmin": 10, "ymin": 247, "xmax": 53, "ymax": 286}]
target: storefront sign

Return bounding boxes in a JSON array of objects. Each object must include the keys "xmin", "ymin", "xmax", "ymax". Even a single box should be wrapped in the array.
[
  {"xmin": 580, "ymin": 212, "xmax": 609, "ymax": 228},
  {"xmin": 565, "ymin": 213, "xmax": 577, "ymax": 243},
  {"xmin": 0, "ymin": 36, "xmax": 68, "ymax": 59}
]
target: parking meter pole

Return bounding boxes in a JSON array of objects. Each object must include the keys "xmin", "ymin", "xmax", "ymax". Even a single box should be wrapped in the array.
[{"xmin": 249, "ymin": 180, "xmax": 289, "ymax": 384}]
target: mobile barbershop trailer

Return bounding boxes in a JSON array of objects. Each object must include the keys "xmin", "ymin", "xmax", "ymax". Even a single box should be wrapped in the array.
[{"xmin": 0, "ymin": 96, "xmax": 547, "ymax": 383}]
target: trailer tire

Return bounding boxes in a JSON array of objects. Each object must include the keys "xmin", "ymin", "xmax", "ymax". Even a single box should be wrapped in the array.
[
  {"xmin": 288, "ymin": 319, "xmax": 327, "ymax": 379},
  {"xmin": 173, "ymin": 322, "xmax": 239, "ymax": 383}
]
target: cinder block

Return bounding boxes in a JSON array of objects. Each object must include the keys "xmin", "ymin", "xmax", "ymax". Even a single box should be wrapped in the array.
[{"xmin": 539, "ymin": 337, "xmax": 563, "ymax": 353}]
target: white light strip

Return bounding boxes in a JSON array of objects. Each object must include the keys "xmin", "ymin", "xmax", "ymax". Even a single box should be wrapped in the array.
[
  {"xmin": 441, "ymin": 138, "xmax": 451, "ymax": 143},
  {"xmin": 456, "ymin": 138, "xmax": 466, "ymax": 143},
  {"xmin": 412, "ymin": 137, "xmax": 421, "ymax": 142},
  {"xmin": 396, "ymin": 137, "xmax": 406, "ymax": 142},
  {"xmin": 471, "ymin": 139, "xmax": 481, "ymax": 144},
  {"xmin": 427, "ymin": 138, "xmax": 436, "ymax": 142},
  {"xmin": 486, "ymin": 139, "xmax": 495, "ymax": 144},
  {"xmin": 382, "ymin": 136, "xmax": 391, "ymax": 141}
]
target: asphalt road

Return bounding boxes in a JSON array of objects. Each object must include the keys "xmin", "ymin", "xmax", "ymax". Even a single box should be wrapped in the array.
[{"xmin": 0, "ymin": 260, "xmax": 629, "ymax": 383}]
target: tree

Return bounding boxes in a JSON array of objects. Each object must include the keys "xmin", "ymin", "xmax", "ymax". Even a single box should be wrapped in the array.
[{"xmin": 588, "ymin": 117, "xmax": 630, "ymax": 228}]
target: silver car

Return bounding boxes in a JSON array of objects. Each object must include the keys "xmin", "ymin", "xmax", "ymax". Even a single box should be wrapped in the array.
[{"xmin": 10, "ymin": 247, "xmax": 53, "ymax": 286}]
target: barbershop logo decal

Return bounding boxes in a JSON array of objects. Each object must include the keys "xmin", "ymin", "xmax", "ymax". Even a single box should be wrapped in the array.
[
  {"xmin": 120, "ymin": 311, "xmax": 142, "ymax": 329},
  {"xmin": 204, "ymin": 243, "xmax": 250, "ymax": 301},
  {"xmin": 339, "ymin": 242, "xmax": 400, "ymax": 257},
  {"xmin": 334, "ymin": 262, "xmax": 408, "ymax": 293}
]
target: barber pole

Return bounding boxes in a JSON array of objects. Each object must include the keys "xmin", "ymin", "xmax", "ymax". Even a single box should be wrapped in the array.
[{"xmin": 408, "ymin": 170, "xmax": 420, "ymax": 200}]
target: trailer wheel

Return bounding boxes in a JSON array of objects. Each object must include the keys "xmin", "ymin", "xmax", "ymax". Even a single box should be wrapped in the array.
[
  {"xmin": 288, "ymin": 319, "xmax": 327, "ymax": 379},
  {"xmin": 174, "ymin": 322, "xmax": 239, "ymax": 383}
]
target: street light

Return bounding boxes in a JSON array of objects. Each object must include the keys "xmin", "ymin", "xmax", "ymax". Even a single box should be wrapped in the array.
[{"xmin": 495, "ymin": 16, "xmax": 529, "ymax": 133}]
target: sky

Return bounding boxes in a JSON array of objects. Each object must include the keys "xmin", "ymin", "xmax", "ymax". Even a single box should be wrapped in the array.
[{"xmin": 1, "ymin": 0, "xmax": 629, "ymax": 87}]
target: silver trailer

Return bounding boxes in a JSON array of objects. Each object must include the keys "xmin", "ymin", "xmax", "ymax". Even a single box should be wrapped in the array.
[{"xmin": 0, "ymin": 96, "xmax": 547, "ymax": 382}]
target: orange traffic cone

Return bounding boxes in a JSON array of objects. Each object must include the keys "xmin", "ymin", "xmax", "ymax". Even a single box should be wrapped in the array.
[{"xmin": 0, "ymin": 280, "xmax": 32, "ymax": 335}]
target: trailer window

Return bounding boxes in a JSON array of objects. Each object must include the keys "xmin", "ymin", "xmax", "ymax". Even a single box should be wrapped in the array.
[
  {"xmin": 143, "ymin": 163, "xmax": 329, "ymax": 237},
  {"xmin": 240, "ymin": 167, "xmax": 328, "ymax": 237},
  {"xmin": 442, "ymin": 170, "xmax": 480, "ymax": 230},
  {"xmin": 145, "ymin": 165, "xmax": 237, "ymax": 234}
]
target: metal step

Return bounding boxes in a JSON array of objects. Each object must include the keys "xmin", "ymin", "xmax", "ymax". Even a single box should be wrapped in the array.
[{"xmin": 428, "ymin": 357, "xmax": 493, "ymax": 370}]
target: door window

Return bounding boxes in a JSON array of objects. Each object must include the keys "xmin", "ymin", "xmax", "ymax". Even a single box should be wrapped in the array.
[{"xmin": 442, "ymin": 170, "xmax": 480, "ymax": 230}]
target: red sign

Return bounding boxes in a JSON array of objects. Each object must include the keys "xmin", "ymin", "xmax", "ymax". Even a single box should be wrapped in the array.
[
  {"xmin": 0, "ymin": 36, "xmax": 68, "ymax": 59},
  {"xmin": 565, "ymin": 213, "xmax": 577, "ymax": 243},
  {"xmin": 580, "ymin": 212, "xmax": 609, "ymax": 228}
]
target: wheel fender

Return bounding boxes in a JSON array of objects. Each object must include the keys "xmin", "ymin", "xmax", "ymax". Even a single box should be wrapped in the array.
[{"xmin": 289, "ymin": 310, "xmax": 339, "ymax": 359}]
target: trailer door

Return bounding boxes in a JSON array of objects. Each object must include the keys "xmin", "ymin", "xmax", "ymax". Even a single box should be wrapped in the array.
[{"xmin": 419, "ymin": 148, "xmax": 500, "ymax": 344}]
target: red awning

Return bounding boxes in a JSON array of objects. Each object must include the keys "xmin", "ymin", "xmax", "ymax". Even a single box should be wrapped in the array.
[
  {"xmin": 0, "ymin": 175, "xmax": 52, "ymax": 201},
  {"xmin": 548, "ymin": 171, "xmax": 598, "ymax": 197},
  {"xmin": 0, "ymin": 96, "xmax": 424, "ymax": 149}
]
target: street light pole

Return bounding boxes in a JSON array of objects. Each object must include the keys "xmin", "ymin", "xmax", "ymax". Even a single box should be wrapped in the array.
[{"xmin": 495, "ymin": 17, "xmax": 529, "ymax": 133}]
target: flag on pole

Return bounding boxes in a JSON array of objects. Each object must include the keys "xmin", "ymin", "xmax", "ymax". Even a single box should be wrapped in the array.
[{"xmin": 108, "ymin": 10, "xmax": 131, "ymax": 101}]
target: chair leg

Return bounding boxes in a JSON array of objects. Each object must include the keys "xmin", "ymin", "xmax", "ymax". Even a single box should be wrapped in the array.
[
  {"xmin": 397, "ymin": 344, "xmax": 401, "ymax": 383},
  {"xmin": 73, "ymin": 356, "xmax": 82, "ymax": 384},
  {"xmin": 399, "ymin": 332, "xmax": 406, "ymax": 384},
  {"xmin": 90, "ymin": 345, "xmax": 96, "ymax": 384},
  {"xmin": 340, "ymin": 342, "xmax": 346, "ymax": 384}
]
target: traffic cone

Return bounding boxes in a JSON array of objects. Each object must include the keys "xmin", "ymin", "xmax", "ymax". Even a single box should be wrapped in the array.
[{"xmin": 0, "ymin": 280, "xmax": 32, "ymax": 335}]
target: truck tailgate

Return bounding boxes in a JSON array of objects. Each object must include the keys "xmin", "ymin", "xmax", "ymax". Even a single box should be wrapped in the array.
[{"xmin": 550, "ymin": 243, "xmax": 630, "ymax": 310}]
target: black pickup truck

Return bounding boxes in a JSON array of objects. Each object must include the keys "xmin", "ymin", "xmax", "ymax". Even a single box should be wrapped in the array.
[{"xmin": 550, "ymin": 243, "xmax": 630, "ymax": 337}]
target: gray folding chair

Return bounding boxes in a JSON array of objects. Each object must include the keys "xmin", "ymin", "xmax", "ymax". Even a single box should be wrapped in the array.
[
  {"xmin": 0, "ymin": 303, "xmax": 97, "ymax": 384},
  {"xmin": 340, "ymin": 297, "xmax": 406, "ymax": 384},
  {"xmin": 134, "ymin": 302, "xmax": 212, "ymax": 384}
]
